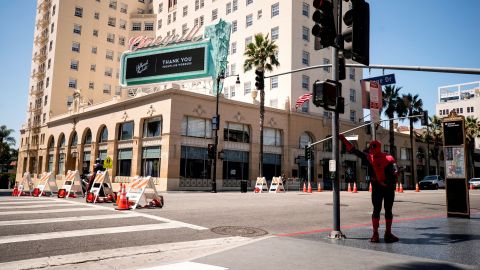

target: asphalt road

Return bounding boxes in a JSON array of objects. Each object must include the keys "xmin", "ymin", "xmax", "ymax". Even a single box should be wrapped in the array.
[{"xmin": 0, "ymin": 190, "xmax": 478, "ymax": 269}]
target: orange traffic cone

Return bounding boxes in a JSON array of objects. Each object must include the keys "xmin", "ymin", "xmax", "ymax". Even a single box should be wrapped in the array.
[
  {"xmin": 415, "ymin": 183, "xmax": 420, "ymax": 192},
  {"xmin": 317, "ymin": 183, "xmax": 322, "ymax": 192},
  {"xmin": 396, "ymin": 182, "xmax": 400, "ymax": 192},
  {"xmin": 116, "ymin": 183, "xmax": 123, "ymax": 205},
  {"xmin": 399, "ymin": 183, "xmax": 404, "ymax": 193},
  {"xmin": 369, "ymin": 182, "xmax": 372, "ymax": 192},
  {"xmin": 115, "ymin": 184, "xmax": 130, "ymax": 210},
  {"xmin": 12, "ymin": 184, "xmax": 18, "ymax": 196},
  {"xmin": 352, "ymin": 182, "xmax": 358, "ymax": 193},
  {"xmin": 303, "ymin": 182, "xmax": 307, "ymax": 193},
  {"xmin": 347, "ymin": 183, "xmax": 352, "ymax": 192},
  {"xmin": 307, "ymin": 182, "xmax": 312, "ymax": 193}
]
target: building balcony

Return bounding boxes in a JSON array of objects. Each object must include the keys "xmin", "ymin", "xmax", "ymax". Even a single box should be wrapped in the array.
[
  {"xmin": 34, "ymin": 34, "xmax": 49, "ymax": 45},
  {"xmin": 37, "ymin": 0, "xmax": 51, "ymax": 13},
  {"xmin": 129, "ymin": 13, "xmax": 157, "ymax": 19},
  {"xmin": 32, "ymin": 53, "xmax": 47, "ymax": 63},
  {"xmin": 31, "ymin": 70, "xmax": 46, "ymax": 80},
  {"xmin": 30, "ymin": 88, "xmax": 44, "ymax": 97},
  {"xmin": 29, "ymin": 106, "xmax": 42, "ymax": 114},
  {"xmin": 36, "ymin": 18, "xmax": 50, "ymax": 29}
]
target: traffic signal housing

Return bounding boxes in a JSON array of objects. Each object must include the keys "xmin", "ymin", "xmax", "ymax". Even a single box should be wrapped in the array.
[
  {"xmin": 305, "ymin": 146, "xmax": 314, "ymax": 160},
  {"xmin": 420, "ymin": 110, "xmax": 429, "ymax": 126},
  {"xmin": 312, "ymin": 79, "xmax": 343, "ymax": 113},
  {"xmin": 255, "ymin": 69, "xmax": 265, "ymax": 90},
  {"xmin": 207, "ymin": 144, "xmax": 215, "ymax": 159},
  {"xmin": 342, "ymin": 0, "xmax": 370, "ymax": 65},
  {"xmin": 312, "ymin": 0, "xmax": 336, "ymax": 50}
]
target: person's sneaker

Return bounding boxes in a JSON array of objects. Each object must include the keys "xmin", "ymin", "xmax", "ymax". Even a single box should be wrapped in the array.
[
  {"xmin": 370, "ymin": 232, "xmax": 380, "ymax": 243},
  {"xmin": 384, "ymin": 232, "xmax": 399, "ymax": 243}
]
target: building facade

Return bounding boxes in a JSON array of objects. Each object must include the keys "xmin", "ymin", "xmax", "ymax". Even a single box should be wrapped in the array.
[
  {"xmin": 436, "ymin": 81, "xmax": 480, "ymax": 176},
  {"xmin": 18, "ymin": 0, "xmax": 443, "ymax": 190}
]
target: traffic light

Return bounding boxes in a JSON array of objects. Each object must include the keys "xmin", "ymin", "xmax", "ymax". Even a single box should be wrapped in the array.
[
  {"xmin": 312, "ymin": 79, "xmax": 343, "ymax": 112},
  {"xmin": 207, "ymin": 144, "xmax": 215, "ymax": 159},
  {"xmin": 338, "ymin": 56, "xmax": 346, "ymax": 81},
  {"xmin": 312, "ymin": 0, "xmax": 336, "ymax": 50},
  {"xmin": 420, "ymin": 110, "xmax": 429, "ymax": 126},
  {"xmin": 342, "ymin": 0, "xmax": 370, "ymax": 65},
  {"xmin": 305, "ymin": 146, "xmax": 314, "ymax": 160},
  {"xmin": 255, "ymin": 69, "xmax": 265, "ymax": 90}
]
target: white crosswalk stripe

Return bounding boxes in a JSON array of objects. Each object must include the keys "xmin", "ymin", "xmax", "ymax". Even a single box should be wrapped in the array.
[
  {"xmin": 0, "ymin": 213, "xmax": 142, "ymax": 226},
  {"xmin": 0, "ymin": 194, "xmax": 212, "ymax": 268},
  {"xmin": 0, "ymin": 223, "xmax": 184, "ymax": 244},
  {"xmin": 0, "ymin": 203, "xmax": 73, "ymax": 209},
  {"xmin": 0, "ymin": 200, "xmax": 60, "ymax": 205},
  {"xmin": 0, "ymin": 207, "xmax": 100, "ymax": 215}
]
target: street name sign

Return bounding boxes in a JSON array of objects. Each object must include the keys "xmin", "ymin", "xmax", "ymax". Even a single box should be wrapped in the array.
[{"xmin": 363, "ymin": 74, "xmax": 396, "ymax": 85}]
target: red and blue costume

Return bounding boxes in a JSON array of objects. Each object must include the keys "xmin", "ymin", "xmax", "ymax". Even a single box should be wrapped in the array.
[{"xmin": 340, "ymin": 134, "xmax": 399, "ymax": 243}]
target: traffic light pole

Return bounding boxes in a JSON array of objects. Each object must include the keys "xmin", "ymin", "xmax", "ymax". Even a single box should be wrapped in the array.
[{"xmin": 330, "ymin": 0, "xmax": 345, "ymax": 240}]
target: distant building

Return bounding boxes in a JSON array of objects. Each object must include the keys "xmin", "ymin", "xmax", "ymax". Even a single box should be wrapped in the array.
[{"xmin": 436, "ymin": 81, "xmax": 480, "ymax": 177}]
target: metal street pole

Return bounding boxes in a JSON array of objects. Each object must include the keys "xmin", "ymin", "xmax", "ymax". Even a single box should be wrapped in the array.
[
  {"xmin": 307, "ymin": 143, "xmax": 311, "ymax": 191},
  {"xmin": 211, "ymin": 75, "xmax": 221, "ymax": 193},
  {"xmin": 330, "ymin": 0, "xmax": 345, "ymax": 239}
]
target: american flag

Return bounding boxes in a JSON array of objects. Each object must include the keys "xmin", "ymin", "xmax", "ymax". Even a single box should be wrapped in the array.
[{"xmin": 295, "ymin": 93, "xmax": 312, "ymax": 109}]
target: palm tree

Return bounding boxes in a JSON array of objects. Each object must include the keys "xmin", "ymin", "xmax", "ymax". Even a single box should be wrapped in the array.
[
  {"xmin": 381, "ymin": 85, "xmax": 403, "ymax": 158},
  {"xmin": 400, "ymin": 94, "xmax": 423, "ymax": 186},
  {"xmin": 418, "ymin": 127, "xmax": 433, "ymax": 174},
  {"xmin": 429, "ymin": 115, "xmax": 443, "ymax": 175},
  {"xmin": 0, "ymin": 125, "xmax": 16, "ymax": 157},
  {"xmin": 465, "ymin": 116, "xmax": 480, "ymax": 178},
  {"xmin": 243, "ymin": 33, "xmax": 279, "ymax": 177}
]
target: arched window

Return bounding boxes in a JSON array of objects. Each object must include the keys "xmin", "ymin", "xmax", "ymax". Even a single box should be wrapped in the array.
[
  {"xmin": 299, "ymin": 132, "xmax": 313, "ymax": 149},
  {"xmin": 59, "ymin": 134, "xmax": 66, "ymax": 148},
  {"xmin": 84, "ymin": 129, "xmax": 92, "ymax": 144},
  {"xmin": 71, "ymin": 132, "xmax": 78, "ymax": 147},
  {"xmin": 48, "ymin": 137, "xmax": 55, "ymax": 149},
  {"xmin": 99, "ymin": 126, "xmax": 108, "ymax": 143}
]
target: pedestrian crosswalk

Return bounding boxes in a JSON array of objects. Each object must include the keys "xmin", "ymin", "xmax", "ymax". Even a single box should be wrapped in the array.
[{"xmin": 0, "ymin": 195, "xmax": 212, "ymax": 268}]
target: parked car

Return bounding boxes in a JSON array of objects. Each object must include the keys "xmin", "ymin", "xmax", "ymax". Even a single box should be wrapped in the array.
[
  {"xmin": 419, "ymin": 175, "xmax": 445, "ymax": 190},
  {"xmin": 469, "ymin": 178, "xmax": 480, "ymax": 189}
]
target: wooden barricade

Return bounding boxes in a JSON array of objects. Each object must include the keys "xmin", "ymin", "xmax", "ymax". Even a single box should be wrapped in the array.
[
  {"xmin": 269, "ymin": 177, "xmax": 285, "ymax": 193},
  {"xmin": 254, "ymin": 177, "xmax": 269, "ymax": 193},
  {"xmin": 126, "ymin": 176, "xmax": 162, "ymax": 209},
  {"xmin": 89, "ymin": 170, "xmax": 114, "ymax": 203},
  {"xmin": 61, "ymin": 170, "xmax": 84, "ymax": 198},
  {"xmin": 17, "ymin": 172, "xmax": 34, "ymax": 196},
  {"xmin": 35, "ymin": 172, "xmax": 58, "ymax": 197}
]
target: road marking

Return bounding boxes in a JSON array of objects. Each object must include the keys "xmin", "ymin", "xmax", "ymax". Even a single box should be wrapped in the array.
[
  {"xmin": 0, "ymin": 213, "xmax": 143, "ymax": 226},
  {"xmin": 0, "ymin": 223, "xmax": 183, "ymax": 244},
  {"xmin": 0, "ymin": 198, "xmax": 54, "ymax": 203},
  {"xmin": 0, "ymin": 237, "xmax": 254, "ymax": 270},
  {"xmin": 140, "ymin": 262, "xmax": 228, "ymax": 270},
  {"xmin": 0, "ymin": 200, "xmax": 59, "ymax": 205},
  {"xmin": 54, "ymin": 197, "xmax": 208, "ymax": 230},
  {"xmin": 0, "ymin": 207, "xmax": 101, "ymax": 216},
  {"xmin": 0, "ymin": 203, "xmax": 73, "ymax": 209}
]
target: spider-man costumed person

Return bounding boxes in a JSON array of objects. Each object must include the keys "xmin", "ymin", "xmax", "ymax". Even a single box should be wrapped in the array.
[{"xmin": 339, "ymin": 134, "xmax": 399, "ymax": 243}]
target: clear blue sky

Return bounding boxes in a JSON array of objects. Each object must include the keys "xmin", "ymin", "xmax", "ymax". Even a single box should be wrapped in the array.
[{"xmin": 1, "ymin": 0, "xmax": 479, "ymax": 146}]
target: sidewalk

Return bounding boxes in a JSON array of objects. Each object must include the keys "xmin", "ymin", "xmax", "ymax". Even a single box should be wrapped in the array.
[{"xmin": 192, "ymin": 213, "xmax": 480, "ymax": 270}]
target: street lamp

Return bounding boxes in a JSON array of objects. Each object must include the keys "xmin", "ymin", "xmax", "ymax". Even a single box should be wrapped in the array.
[{"xmin": 211, "ymin": 71, "xmax": 240, "ymax": 193}]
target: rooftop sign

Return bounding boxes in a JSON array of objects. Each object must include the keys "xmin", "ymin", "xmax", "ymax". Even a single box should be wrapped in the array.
[{"xmin": 120, "ymin": 41, "xmax": 211, "ymax": 86}]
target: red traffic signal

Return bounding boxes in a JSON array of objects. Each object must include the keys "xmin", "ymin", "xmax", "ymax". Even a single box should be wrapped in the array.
[
  {"xmin": 311, "ymin": 0, "xmax": 336, "ymax": 50},
  {"xmin": 342, "ymin": 0, "xmax": 370, "ymax": 65},
  {"xmin": 207, "ymin": 144, "xmax": 215, "ymax": 159}
]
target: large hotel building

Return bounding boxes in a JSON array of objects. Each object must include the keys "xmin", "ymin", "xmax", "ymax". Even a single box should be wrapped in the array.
[{"xmin": 17, "ymin": 0, "xmax": 441, "ymax": 190}]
